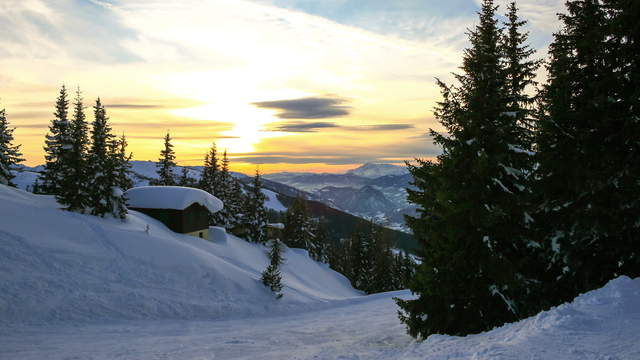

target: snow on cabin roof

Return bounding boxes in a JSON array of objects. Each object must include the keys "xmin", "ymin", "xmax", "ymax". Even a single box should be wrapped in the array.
[{"xmin": 125, "ymin": 186, "xmax": 223, "ymax": 213}]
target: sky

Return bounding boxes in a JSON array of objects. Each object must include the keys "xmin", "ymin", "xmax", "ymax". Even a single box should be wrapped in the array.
[{"xmin": 0, "ymin": 0, "xmax": 564, "ymax": 174}]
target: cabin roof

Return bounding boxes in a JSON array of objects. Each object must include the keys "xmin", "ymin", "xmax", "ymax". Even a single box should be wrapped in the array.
[{"xmin": 125, "ymin": 186, "xmax": 223, "ymax": 214}]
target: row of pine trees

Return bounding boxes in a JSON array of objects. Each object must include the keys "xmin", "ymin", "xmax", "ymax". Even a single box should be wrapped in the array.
[
  {"xmin": 398, "ymin": 0, "xmax": 640, "ymax": 339},
  {"xmin": 3, "ymin": 85, "xmax": 132, "ymax": 218}
]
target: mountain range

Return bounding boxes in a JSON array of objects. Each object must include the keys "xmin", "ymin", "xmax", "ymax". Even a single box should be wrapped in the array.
[{"xmin": 264, "ymin": 163, "xmax": 416, "ymax": 231}]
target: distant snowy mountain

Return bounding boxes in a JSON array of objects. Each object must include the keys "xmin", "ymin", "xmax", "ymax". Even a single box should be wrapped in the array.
[
  {"xmin": 346, "ymin": 163, "xmax": 409, "ymax": 178},
  {"xmin": 264, "ymin": 164, "xmax": 415, "ymax": 231}
]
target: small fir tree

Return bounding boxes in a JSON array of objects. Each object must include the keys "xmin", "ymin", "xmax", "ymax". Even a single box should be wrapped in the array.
[
  {"xmin": 156, "ymin": 132, "xmax": 176, "ymax": 186},
  {"xmin": 114, "ymin": 134, "xmax": 133, "ymax": 191},
  {"xmin": 243, "ymin": 168, "xmax": 268, "ymax": 243},
  {"xmin": 261, "ymin": 238, "xmax": 285, "ymax": 298},
  {"xmin": 178, "ymin": 166, "xmax": 196, "ymax": 187},
  {"xmin": 227, "ymin": 178, "xmax": 246, "ymax": 232},
  {"xmin": 0, "ymin": 107, "xmax": 24, "ymax": 186}
]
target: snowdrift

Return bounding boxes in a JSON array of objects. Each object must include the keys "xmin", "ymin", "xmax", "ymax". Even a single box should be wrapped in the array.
[
  {"xmin": 399, "ymin": 275, "xmax": 640, "ymax": 359},
  {"xmin": 0, "ymin": 185, "xmax": 358, "ymax": 324}
]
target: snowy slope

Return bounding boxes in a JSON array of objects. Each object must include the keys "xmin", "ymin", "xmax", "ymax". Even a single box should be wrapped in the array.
[
  {"xmin": 1, "ymin": 276, "xmax": 638, "ymax": 359},
  {"xmin": 0, "ymin": 184, "xmax": 358, "ymax": 325},
  {"xmin": 262, "ymin": 188, "xmax": 287, "ymax": 212}
]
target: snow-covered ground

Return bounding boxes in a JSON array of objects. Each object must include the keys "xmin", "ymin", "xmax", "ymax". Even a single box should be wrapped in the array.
[
  {"xmin": 1, "ymin": 184, "xmax": 639, "ymax": 359},
  {"xmin": 262, "ymin": 188, "xmax": 287, "ymax": 212},
  {"xmin": 0, "ymin": 184, "xmax": 358, "ymax": 325},
  {"xmin": 1, "ymin": 276, "xmax": 639, "ymax": 359}
]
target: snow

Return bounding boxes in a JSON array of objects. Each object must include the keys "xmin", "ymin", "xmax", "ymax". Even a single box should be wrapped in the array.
[
  {"xmin": 508, "ymin": 144, "xmax": 536, "ymax": 156},
  {"xmin": 10, "ymin": 169, "xmax": 39, "ymax": 191},
  {"xmin": 262, "ymin": 188, "xmax": 287, "ymax": 212},
  {"xmin": 125, "ymin": 186, "xmax": 223, "ymax": 213},
  {"xmin": 2, "ymin": 184, "xmax": 639, "ymax": 359},
  {"xmin": 1, "ymin": 272, "xmax": 639, "ymax": 359},
  {"xmin": 0, "ymin": 184, "xmax": 358, "ymax": 326}
]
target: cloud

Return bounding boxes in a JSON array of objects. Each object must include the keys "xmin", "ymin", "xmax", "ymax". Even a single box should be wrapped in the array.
[
  {"xmin": 270, "ymin": 121, "xmax": 339, "ymax": 132},
  {"xmin": 253, "ymin": 96, "xmax": 350, "ymax": 119},
  {"xmin": 345, "ymin": 124, "xmax": 414, "ymax": 131},
  {"xmin": 0, "ymin": 0, "xmax": 140, "ymax": 63},
  {"xmin": 269, "ymin": 121, "xmax": 414, "ymax": 133}
]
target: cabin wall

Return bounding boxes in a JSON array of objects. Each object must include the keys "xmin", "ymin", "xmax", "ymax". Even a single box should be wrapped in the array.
[
  {"xmin": 130, "ymin": 208, "xmax": 184, "ymax": 233},
  {"xmin": 181, "ymin": 204, "xmax": 210, "ymax": 233},
  {"xmin": 130, "ymin": 204, "xmax": 210, "ymax": 235}
]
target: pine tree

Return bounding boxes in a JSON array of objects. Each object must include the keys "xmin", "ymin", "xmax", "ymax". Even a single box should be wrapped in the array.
[
  {"xmin": 178, "ymin": 166, "xmax": 196, "ymax": 187},
  {"xmin": 310, "ymin": 220, "xmax": 330, "ymax": 263},
  {"xmin": 501, "ymin": 2, "xmax": 542, "ymax": 150},
  {"xmin": 534, "ymin": 0, "xmax": 640, "ymax": 305},
  {"xmin": 282, "ymin": 196, "xmax": 314, "ymax": 251},
  {"xmin": 199, "ymin": 143, "xmax": 219, "ymax": 193},
  {"xmin": 114, "ymin": 134, "xmax": 133, "ymax": 191},
  {"xmin": 63, "ymin": 87, "xmax": 91, "ymax": 212},
  {"xmin": 396, "ymin": 0, "xmax": 538, "ymax": 338},
  {"xmin": 88, "ymin": 98, "xmax": 124, "ymax": 218},
  {"xmin": 261, "ymin": 238, "xmax": 285, "ymax": 298},
  {"xmin": 243, "ymin": 168, "xmax": 268, "ymax": 243},
  {"xmin": 227, "ymin": 178, "xmax": 246, "ymax": 232},
  {"xmin": 0, "ymin": 107, "xmax": 24, "ymax": 187},
  {"xmin": 369, "ymin": 225, "xmax": 395, "ymax": 293},
  {"xmin": 107, "ymin": 134, "xmax": 128, "ymax": 219},
  {"xmin": 155, "ymin": 132, "xmax": 176, "ymax": 186},
  {"xmin": 214, "ymin": 150, "xmax": 234, "ymax": 228},
  {"xmin": 41, "ymin": 85, "xmax": 73, "ymax": 197},
  {"xmin": 347, "ymin": 224, "xmax": 371, "ymax": 291}
]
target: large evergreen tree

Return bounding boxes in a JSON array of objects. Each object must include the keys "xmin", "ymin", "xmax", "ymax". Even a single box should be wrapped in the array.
[
  {"xmin": 396, "ymin": 0, "xmax": 539, "ymax": 338},
  {"xmin": 534, "ymin": 0, "xmax": 640, "ymax": 304},
  {"xmin": 243, "ymin": 168, "xmax": 268, "ymax": 243},
  {"xmin": 0, "ymin": 107, "xmax": 24, "ymax": 187},
  {"xmin": 63, "ymin": 87, "xmax": 91, "ymax": 212},
  {"xmin": 88, "ymin": 98, "xmax": 126, "ymax": 218},
  {"xmin": 41, "ymin": 85, "xmax": 73, "ymax": 196},
  {"xmin": 155, "ymin": 132, "xmax": 176, "ymax": 186}
]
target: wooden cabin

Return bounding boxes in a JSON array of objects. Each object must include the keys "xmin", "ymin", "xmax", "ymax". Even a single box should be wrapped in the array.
[{"xmin": 125, "ymin": 186, "xmax": 223, "ymax": 240}]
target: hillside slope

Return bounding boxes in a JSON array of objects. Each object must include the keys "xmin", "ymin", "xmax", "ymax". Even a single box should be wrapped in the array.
[{"xmin": 0, "ymin": 185, "xmax": 359, "ymax": 325}]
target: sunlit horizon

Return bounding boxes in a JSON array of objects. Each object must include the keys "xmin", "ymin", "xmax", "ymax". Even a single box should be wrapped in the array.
[{"xmin": 0, "ymin": 0, "xmax": 563, "ymax": 174}]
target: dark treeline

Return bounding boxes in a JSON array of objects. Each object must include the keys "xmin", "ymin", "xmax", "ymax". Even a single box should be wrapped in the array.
[
  {"xmin": 276, "ymin": 196, "xmax": 415, "ymax": 294},
  {"xmin": 398, "ymin": 0, "xmax": 640, "ymax": 340}
]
